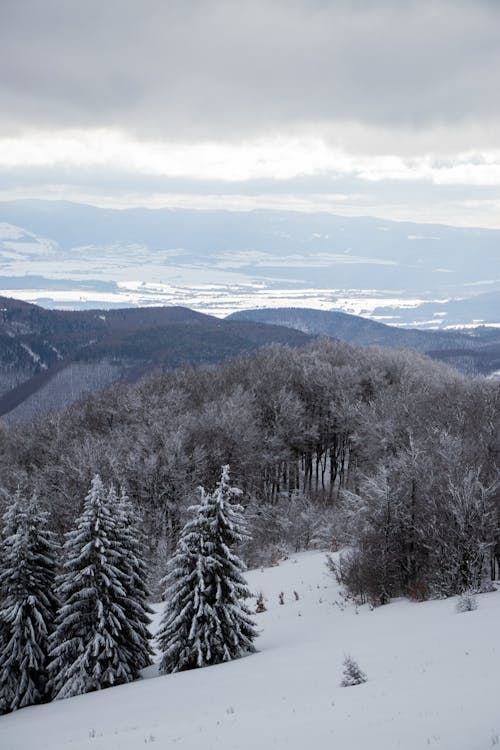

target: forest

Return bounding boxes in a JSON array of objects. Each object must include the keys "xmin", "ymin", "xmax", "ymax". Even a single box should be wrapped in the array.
[{"xmin": 0, "ymin": 337, "xmax": 498, "ymax": 604}]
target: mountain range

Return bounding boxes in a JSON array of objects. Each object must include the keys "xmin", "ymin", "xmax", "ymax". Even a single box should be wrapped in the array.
[
  {"xmin": 1, "ymin": 295, "xmax": 499, "ymax": 424},
  {"xmin": 0, "ymin": 200, "xmax": 499, "ymax": 325}
]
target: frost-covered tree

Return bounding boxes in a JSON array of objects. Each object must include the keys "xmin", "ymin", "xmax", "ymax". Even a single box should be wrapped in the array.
[
  {"xmin": 48, "ymin": 475, "xmax": 137, "ymax": 699},
  {"xmin": 0, "ymin": 489, "xmax": 24, "ymax": 661},
  {"xmin": 157, "ymin": 465, "xmax": 258, "ymax": 673},
  {"xmin": 110, "ymin": 486, "xmax": 153, "ymax": 673},
  {"xmin": 455, "ymin": 591, "xmax": 478, "ymax": 613},
  {"xmin": 0, "ymin": 492, "xmax": 58, "ymax": 714},
  {"xmin": 340, "ymin": 655, "xmax": 367, "ymax": 687}
]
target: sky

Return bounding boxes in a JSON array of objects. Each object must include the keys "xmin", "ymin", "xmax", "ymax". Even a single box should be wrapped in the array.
[{"xmin": 1, "ymin": 0, "xmax": 500, "ymax": 227}]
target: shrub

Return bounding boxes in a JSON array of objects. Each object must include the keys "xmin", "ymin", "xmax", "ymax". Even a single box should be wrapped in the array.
[
  {"xmin": 255, "ymin": 592, "xmax": 267, "ymax": 613},
  {"xmin": 455, "ymin": 591, "xmax": 478, "ymax": 613}
]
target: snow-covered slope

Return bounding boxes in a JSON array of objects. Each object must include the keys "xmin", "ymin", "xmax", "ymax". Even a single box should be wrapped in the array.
[{"xmin": 1, "ymin": 551, "xmax": 499, "ymax": 750}]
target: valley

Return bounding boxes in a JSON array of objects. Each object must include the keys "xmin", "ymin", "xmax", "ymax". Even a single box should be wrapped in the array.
[{"xmin": 0, "ymin": 201, "xmax": 498, "ymax": 326}]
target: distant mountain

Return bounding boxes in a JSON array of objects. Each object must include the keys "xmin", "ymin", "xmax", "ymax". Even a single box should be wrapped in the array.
[
  {"xmin": 0, "ymin": 200, "xmax": 499, "ymax": 321},
  {"xmin": 228, "ymin": 308, "xmax": 500, "ymax": 376},
  {"xmin": 0, "ymin": 296, "xmax": 312, "ymax": 421}
]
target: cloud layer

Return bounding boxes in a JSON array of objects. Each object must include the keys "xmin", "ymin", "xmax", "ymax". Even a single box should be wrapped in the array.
[
  {"xmin": 1, "ymin": 1, "xmax": 500, "ymax": 227},
  {"xmin": 1, "ymin": 0, "xmax": 500, "ymax": 146}
]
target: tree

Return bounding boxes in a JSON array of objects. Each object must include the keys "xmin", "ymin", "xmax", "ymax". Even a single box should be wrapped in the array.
[
  {"xmin": 340, "ymin": 655, "xmax": 367, "ymax": 687},
  {"xmin": 0, "ymin": 491, "xmax": 58, "ymax": 713},
  {"xmin": 157, "ymin": 465, "xmax": 258, "ymax": 673},
  {"xmin": 48, "ymin": 475, "xmax": 136, "ymax": 699},
  {"xmin": 111, "ymin": 486, "xmax": 153, "ymax": 673},
  {"xmin": 0, "ymin": 489, "xmax": 25, "ymax": 663}
]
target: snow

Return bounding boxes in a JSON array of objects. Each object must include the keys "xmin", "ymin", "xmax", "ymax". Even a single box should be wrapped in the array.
[
  {"xmin": 0, "ymin": 283, "xmax": 433, "ymax": 320},
  {"xmin": 0, "ymin": 223, "xmax": 28, "ymax": 240},
  {"xmin": 1, "ymin": 551, "xmax": 499, "ymax": 749},
  {"xmin": 19, "ymin": 342, "xmax": 47, "ymax": 369}
]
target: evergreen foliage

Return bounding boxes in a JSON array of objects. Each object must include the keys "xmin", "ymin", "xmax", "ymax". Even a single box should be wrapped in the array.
[
  {"xmin": 0, "ymin": 489, "xmax": 24, "ymax": 662},
  {"xmin": 157, "ymin": 465, "xmax": 258, "ymax": 673},
  {"xmin": 48, "ymin": 475, "xmax": 142, "ymax": 699},
  {"xmin": 0, "ymin": 491, "xmax": 58, "ymax": 713},
  {"xmin": 340, "ymin": 655, "xmax": 367, "ymax": 687},
  {"xmin": 111, "ymin": 486, "xmax": 154, "ymax": 673}
]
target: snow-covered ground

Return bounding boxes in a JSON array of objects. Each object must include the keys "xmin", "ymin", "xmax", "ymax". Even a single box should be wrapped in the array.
[
  {"xmin": 1, "ymin": 551, "xmax": 499, "ymax": 750},
  {"xmin": 0, "ymin": 280, "xmax": 428, "ymax": 320}
]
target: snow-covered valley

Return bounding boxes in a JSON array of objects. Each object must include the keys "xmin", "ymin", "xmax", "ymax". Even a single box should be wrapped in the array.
[
  {"xmin": 1, "ymin": 203, "xmax": 500, "ymax": 327},
  {"xmin": 1, "ymin": 551, "xmax": 498, "ymax": 750}
]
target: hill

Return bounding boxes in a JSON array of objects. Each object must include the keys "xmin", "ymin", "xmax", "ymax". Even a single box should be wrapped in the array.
[
  {"xmin": 1, "ymin": 551, "xmax": 498, "ymax": 750},
  {"xmin": 2, "ymin": 296, "xmax": 499, "ymax": 422},
  {"xmin": 0, "ymin": 296, "xmax": 312, "ymax": 421},
  {"xmin": 228, "ymin": 307, "xmax": 500, "ymax": 375}
]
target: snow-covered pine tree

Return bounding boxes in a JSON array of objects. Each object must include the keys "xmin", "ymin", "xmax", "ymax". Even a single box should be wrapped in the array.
[
  {"xmin": 110, "ymin": 486, "xmax": 154, "ymax": 673},
  {"xmin": 0, "ymin": 492, "xmax": 58, "ymax": 714},
  {"xmin": 340, "ymin": 655, "xmax": 367, "ymax": 687},
  {"xmin": 48, "ymin": 475, "xmax": 136, "ymax": 699},
  {"xmin": 156, "ymin": 487, "xmax": 209, "ymax": 674},
  {"xmin": 157, "ymin": 465, "xmax": 258, "ymax": 674},
  {"xmin": 0, "ymin": 489, "xmax": 24, "ymax": 665}
]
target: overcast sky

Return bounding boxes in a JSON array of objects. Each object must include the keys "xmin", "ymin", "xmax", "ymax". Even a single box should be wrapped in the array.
[{"xmin": 1, "ymin": 0, "xmax": 500, "ymax": 227}]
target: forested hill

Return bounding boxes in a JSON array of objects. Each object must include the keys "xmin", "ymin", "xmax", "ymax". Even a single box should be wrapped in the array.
[
  {"xmin": 0, "ymin": 296, "xmax": 312, "ymax": 372},
  {"xmin": 0, "ymin": 296, "xmax": 312, "ymax": 418},
  {"xmin": 228, "ymin": 307, "xmax": 500, "ymax": 376},
  {"xmin": 2, "ymin": 295, "xmax": 500, "ymax": 423}
]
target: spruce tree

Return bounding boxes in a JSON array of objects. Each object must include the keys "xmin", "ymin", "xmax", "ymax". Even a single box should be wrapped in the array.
[
  {"xmin": 157, "ymin": 465, "xmax": 258, "ymax": 674},
  {"xmin": 0, "ymin": 492, "xmax": 58, "ymax": 714},
  {"xmin": 48, "ymin": 475, "xmax": 135, "ymax": 699},
  {"xmin": 340, "ymin": 655, "xmax": 367, "ymax": 687},
  {"xmin": 110, "ymin": 486, "xmax": 153, "ymax": 673},
  {"xmin": 0, "ymin": 489, "xmax": 24, "ymax": 668}
]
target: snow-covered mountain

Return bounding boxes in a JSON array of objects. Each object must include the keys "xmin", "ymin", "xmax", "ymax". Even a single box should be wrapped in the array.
[{"xmin": 1, "ymin": 551, "xmax": 498, "ymax": 750}]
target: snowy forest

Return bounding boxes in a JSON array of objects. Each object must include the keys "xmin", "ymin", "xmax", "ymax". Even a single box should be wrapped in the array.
[{"xmin": 0, "ymin": 338, "xmax": 499, "ymax": 713}]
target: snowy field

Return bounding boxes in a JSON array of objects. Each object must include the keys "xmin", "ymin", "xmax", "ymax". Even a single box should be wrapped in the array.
[
  {"xmin": 0, "ymin": 280, "xmax": 428, "ymax": 321},
  {"xmin": 1, "ymin": 551, "xmax": 499, "ymax": 750}
]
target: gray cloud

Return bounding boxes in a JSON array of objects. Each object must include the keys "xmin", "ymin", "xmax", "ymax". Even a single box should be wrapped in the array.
[{"xmin": 1, "ymin": 0, "xmax": 499, "ymax": 145}]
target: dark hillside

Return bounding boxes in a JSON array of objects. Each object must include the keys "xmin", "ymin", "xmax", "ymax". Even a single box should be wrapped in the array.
[
  {"xmin": 0, "ymin": 296, "xmax": 313, "ymax": 418},
  {"xmin": 228, "ymin": 307, "xmax": 500, "ymax": 375}
]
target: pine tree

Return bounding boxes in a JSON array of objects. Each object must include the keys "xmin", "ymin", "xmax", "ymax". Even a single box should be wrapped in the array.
[
  {"xmin": 0, "ymin": 492, "xmax": 58, "ymax": 714},
  {"xmin": 0, "ymin": 489, "xmax": 24, "ymax": 666},
  {"xmin": 340, "ymin": 655, "xmax": 367, "ymax": 687},
  {"xmin": 111, "ymin": 486, "xmax": 153, "ymax": 673},
  {"xmin": 48, "ymin": 475, "xmax": 136, "ymax": 699},
  {"xmin": 157, "ymin": 465, "xmax": 258, "ymax": 674}
]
